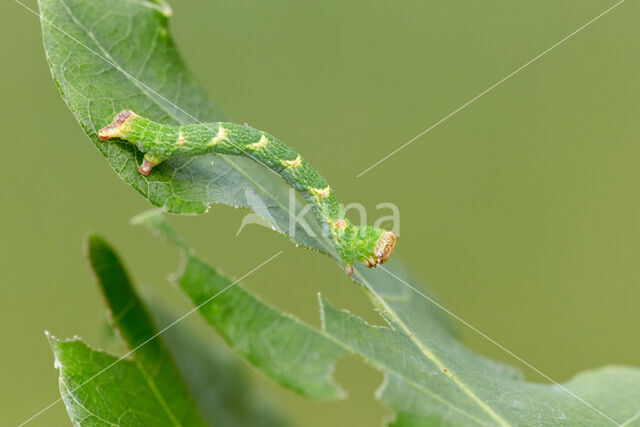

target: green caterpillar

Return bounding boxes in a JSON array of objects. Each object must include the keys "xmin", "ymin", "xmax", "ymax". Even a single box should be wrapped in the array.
[{"xmin": 99, "ymin": 110, "xmax": 395, "ymax": 274}]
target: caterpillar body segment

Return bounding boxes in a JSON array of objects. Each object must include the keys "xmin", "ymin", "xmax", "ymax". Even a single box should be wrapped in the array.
[{"xmin": 99, "ymin": 110, "xmax": 396, "ymax": 273}]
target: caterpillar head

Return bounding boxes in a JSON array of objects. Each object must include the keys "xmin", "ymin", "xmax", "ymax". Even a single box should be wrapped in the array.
[
  {"xmin": 98, "ymin": 110, "xmax": 137, "ymax": 141},
  {"xmin": 366, "ymin": 231, "xmax": 396, "ymax": 268},
  {"xmin": 345, "ymin": 230, "xmax": 396, "ymax": 274}
]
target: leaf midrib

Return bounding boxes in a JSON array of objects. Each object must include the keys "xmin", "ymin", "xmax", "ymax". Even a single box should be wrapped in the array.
[
  {"xmin": 134, "ymin": 360, "xmax": 182, "ymax": 426},
  {"xmin": 317, "ymin": 311, "xmax": 492, "ymax": 426},
  {"xmin": 351, "ymin": 269, "xmax": 512, "ymax": 427},
  {"xmin": 621, "ymin": 410, "xmax": 640, "ymax": 426},
  {"xmin": 60, "ymin": 378, "xmax": 118, "ymax": 426}
]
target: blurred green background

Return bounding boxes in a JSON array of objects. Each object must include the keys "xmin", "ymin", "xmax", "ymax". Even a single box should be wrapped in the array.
[{"xmin": 2, "ymin": 0, "xmax": 639, "ymax": 425}]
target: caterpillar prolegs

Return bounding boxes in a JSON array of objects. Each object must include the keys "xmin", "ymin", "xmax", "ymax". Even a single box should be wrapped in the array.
[{"xmin": 99, "ymin": 110, "xmax": 396, "ymax": 274}]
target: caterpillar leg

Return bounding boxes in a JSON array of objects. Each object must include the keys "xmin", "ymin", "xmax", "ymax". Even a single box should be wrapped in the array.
[
  {"xmin": 139, "ymin": 153, "xmax": 162, "ymax": 176},
  {"xmin": 97, "ymin": 113, "xmax": 162, "ymax": 176}
]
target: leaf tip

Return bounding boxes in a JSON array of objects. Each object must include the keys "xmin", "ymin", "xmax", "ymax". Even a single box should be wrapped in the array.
[
  {"xmin": 83, "ymin": 233, "xmax": 121, "ymax": 281},
  {"xmin": 316, "ymin": 293, "xmax": 338, "ymax": 332},
  {"xmin": 151, "ymin": 0, "xmax": 173, "ymax": 17},
  {"xmin": 316, "ymin": 292, "xmax": 333, "ymax": 308},
  {"xmin": 84, "ymin": 233, "xmax": 107, "ymax": 253},
  {"xmin": 45, "ymin": 330, "xmax": 64, "ymax": 369},
  {"xmin": 317, "ymin": 292, "xmax": 327, "ymax": 330},
  {"xmin": 129, "ymin": 208, "xmax": 164, "ymax": 227},
  {"xmin": 131, "ymin": 209, "xmax": 189, "ymax": 251},
  {"xmin": 44, "ymin": 329, "xmax": 55, "ymax": 345},
  {"xmin": 44, "ymin": 330, "xmax": 67, "ymax": 346}
]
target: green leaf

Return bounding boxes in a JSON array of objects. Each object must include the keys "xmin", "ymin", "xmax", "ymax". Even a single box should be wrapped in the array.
[
  {"xmin": 321, "ymin": 267, "xmax": 640, "ymax": 426},
  {"xmin": 48, "ymin": 337, "xmax": 202, "ymax": 426},
  {"xmin": 133, "ymin": 210, "xmax": 346, "ymax": 400},
  {"xmin": 48, "ymin": 235, "xmax": 205, "ymax": 426},
  {"xmin": 39, "ymin": 0, "xmax": 331, "ymax": 254}
]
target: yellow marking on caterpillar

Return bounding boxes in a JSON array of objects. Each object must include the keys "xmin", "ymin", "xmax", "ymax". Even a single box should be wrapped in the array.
[
  {"xmin": 177, "ymin": 130, "xmax": 185, "ymax": 146},
  {"xmin": 247, "ymin": 133, "xmax": 269, "ymax": 150},
  {"xmin": 282, "ymin": 154, "xmax": 302, "ymax": 168},
  {"xmin": 310, "ymin": 186, "xmax": 331, "ymax": 197},
  {"xmin": 207, "ymin": 124, "xmax": 228, "ymax": 146}
]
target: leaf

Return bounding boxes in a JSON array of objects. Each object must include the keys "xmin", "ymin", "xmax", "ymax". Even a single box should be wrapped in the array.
[
  {"xmin": 39, "ymin": 0, "xmax": 331, "ymax": 254},
  {"xmin": 133, "ymin": 210, "xmax": 346, "ymax": 400},
  {"xmin": 49, "ymin": 235, "xmax": 205, "ymax": 426},
  {"xmin": 48, "ymin": 337, "xmax": 202, "ymax": 426},
  {"xmin": 321, "ymin": 266, "xmax": 640, "ymax": 426}
]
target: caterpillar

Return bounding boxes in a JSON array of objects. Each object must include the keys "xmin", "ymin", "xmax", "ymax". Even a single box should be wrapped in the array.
[{"xmin": 99, "ymin": 110, "xmax": 395, "ymax": 274}]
